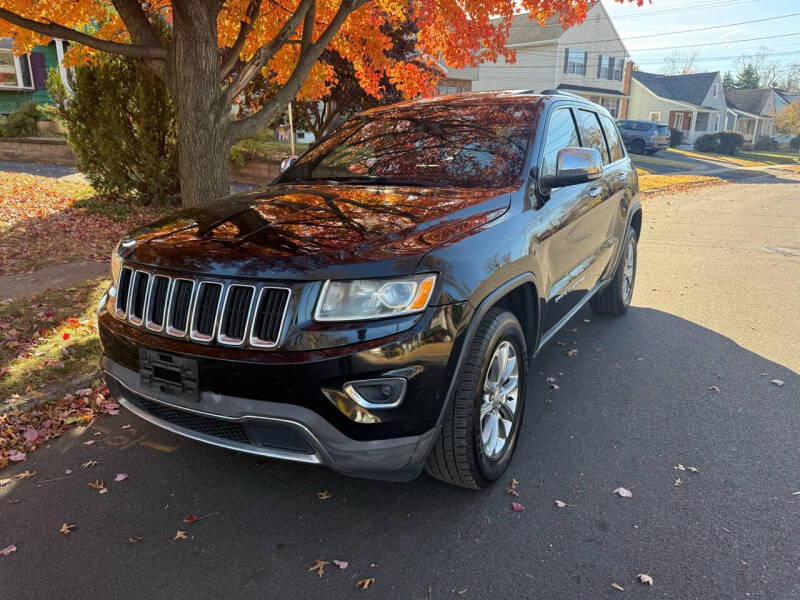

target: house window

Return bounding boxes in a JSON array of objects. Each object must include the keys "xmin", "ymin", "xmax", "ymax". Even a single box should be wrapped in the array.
[
  {"xmin": 713, "ymin": 114, "xmax": 720, "ymax": 131},
  {"xmin": 598, "ymin": 55, "xmax": 610, "ymax": 79},
  {"xmin": 565, "ymin": 49, "xmax": 587, "ymax": 76},
  {"xmin": 712, "ymin": 84, "xmax": 718, "ymax": 97},
  {"xmin": 600, "ymin": 97, "xmax": 619, "ymax": 118},
  {"xmin": 674, "ymin": 113, "xmax": 685, "ymax": 130},
  {"xmin": 613, "ymin": 59, "xmax": 624, "ymax": 81},
  {"xmin": 0, "ymin": 49, "xmax": 33, "ymax": 89},
  {"xmin": 649, "ymin": 112, "xmax": 661, "ymax": 122},
  {"xmin": 438, "ymin": 84, "xmax": 464, "ymax": 96},
  {"xmin": 695, "ymin": 113, "xmax": 710, "ymax": 131}
]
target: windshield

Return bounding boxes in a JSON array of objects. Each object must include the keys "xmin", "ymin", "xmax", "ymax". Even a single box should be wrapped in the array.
[
  {"xmin": 657, "ymin": 125, "xmax": 669, "ymax": 136},
  {"xmin": 281, "ymin": 101, "xmax": 536, "ymax": 188}
]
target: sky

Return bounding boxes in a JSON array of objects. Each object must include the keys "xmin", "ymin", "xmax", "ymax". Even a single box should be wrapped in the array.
[{"xmin": 599, "ymin": 0, "xmax": 800, "ymax": 75}]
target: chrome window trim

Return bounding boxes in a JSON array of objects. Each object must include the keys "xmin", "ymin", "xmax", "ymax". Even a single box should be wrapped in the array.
[
  {"xmin": 145, "ymin": 274, "xmax": 171, "ymax": 332},
  {"xmin": 114, "ymin": 267, "xmax": 133, "ymax": 319},
  {"xmin": 249, "ymin": 286, "xmax": 292, "ymax": 348},
  {"xmin": 165, "ymin": 278, "xmax": 196, "ymax": 338},
  {"xmin": 127, "ymin": 270, "xmax": 151, "ymax": 327},
  {"xmin": 189, "ymin": 281, "xmax": 224, "ymax": 343},
  {"xmin": 217, "ymin": 284, "xmax": 257, "ymax": 347}
]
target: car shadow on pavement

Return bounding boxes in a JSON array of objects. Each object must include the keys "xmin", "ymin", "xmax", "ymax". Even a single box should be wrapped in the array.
[{"xmin": 1, "ymin": 306, "xmax": 798, "ymax": 599}]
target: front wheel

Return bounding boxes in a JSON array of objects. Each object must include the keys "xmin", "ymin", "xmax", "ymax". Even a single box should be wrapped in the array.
[
  {"xmin": 425, "ymin": 308, "xmax": 527, "ymax": 488},
  {"xmin": 630, "ymin": 139, "xmax": 645, "ymax": 154},
  {"xmin": 590, "ymin": 226, "xmax": 638, "ymax": 316}
]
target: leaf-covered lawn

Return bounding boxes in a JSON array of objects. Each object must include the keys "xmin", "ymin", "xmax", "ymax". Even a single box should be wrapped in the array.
[
  {"xmin": 0, "ymin": 277, "xmax": 109, "ymax": 402},
  {"xmin": 0, "ymin": 171, "xmax": 171, "ymax": 275},
  {"xmin": 639, "ymin": 173, "xmax": 722, "ymax": 192}
]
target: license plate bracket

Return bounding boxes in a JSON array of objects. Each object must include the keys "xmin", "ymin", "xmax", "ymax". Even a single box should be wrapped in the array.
[{"xmin": 139, "ymin": 348, "xmax": 199, "ymax": 402}]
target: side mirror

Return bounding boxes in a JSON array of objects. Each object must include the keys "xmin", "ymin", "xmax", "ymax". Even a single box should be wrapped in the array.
[
  {"xmin": 540, "ymin": 147, "xmax": 603, "ymax": 190},
  {"xmin": 280, "ymin": 155, "xmax": 298, "ymax": 172}
]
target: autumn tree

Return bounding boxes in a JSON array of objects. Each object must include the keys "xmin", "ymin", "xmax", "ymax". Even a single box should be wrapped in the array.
[
  {"xmin": 0, "ymin": 0, "xmax": 641, "ymax": 207},
  {"xmin": 774, "ymin": 101, "xmax": 800, "ymax": 136}
]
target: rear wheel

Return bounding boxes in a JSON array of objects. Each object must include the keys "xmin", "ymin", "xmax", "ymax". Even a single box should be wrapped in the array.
[
  {"xmin": 590, "ymin": 225, "xmax": 637, "ymax": 316},
  {"xmin": 425, "ymin": 308, "xmax": 527, "ymax": 488},
  {"xmin": 630, "ymin": 139, "xmax": 645, "ymax": 154}
]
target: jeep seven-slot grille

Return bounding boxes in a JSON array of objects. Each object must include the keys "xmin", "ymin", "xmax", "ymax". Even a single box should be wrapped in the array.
[
  {"xmin": 112, "ymin": 265, "xmax": 290, "ymax": 349},
  {"xmin": 251, "ymin": 288, "xmax": 290, "ymax": 346}
]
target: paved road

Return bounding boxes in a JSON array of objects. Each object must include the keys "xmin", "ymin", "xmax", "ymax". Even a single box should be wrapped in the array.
[{"xmin": 2, "ymin": 175, "xmax": 799, "ymax": 599}]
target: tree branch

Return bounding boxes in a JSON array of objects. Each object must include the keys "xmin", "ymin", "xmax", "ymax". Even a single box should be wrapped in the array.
[
  {"xmin": 0, "ymin": 8, "xmax": 167, "ymax": 59},
  {"xmin": 111, "ymin": 0, "xmax": 162, "ymax": 47},
  {"xmin": 219, "ymin": 0, "xmax": 263, "ymax": 81},
  {"xmin": 230, "ymin": 0, "xmax": 368, "ymax": 142},
  {"xmin": 225, "ymin": 0, "xmax": 314, "ymax": 102}
]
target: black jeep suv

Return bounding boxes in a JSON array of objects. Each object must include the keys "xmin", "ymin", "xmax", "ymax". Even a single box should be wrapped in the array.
[{"xmin": 98, "ymin": 91, "xmax": 641, "ymax": 488}]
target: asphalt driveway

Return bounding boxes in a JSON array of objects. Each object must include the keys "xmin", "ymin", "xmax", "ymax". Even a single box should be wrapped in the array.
[{"xmin": 1, "ymin": 174, "xmax": 799, "ymax": 599}]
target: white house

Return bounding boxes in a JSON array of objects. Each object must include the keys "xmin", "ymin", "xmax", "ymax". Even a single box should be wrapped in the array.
[
  {"xmin": 627, "ymin": 71, "xmax": 727, "ymax": 147},
  {"xmin": 724, "ymin": 88, "xmax": 778, "ymax": 145},
  {"xmin": 441, "ymin": 2, "xmax": 631, "ymax": 118}
]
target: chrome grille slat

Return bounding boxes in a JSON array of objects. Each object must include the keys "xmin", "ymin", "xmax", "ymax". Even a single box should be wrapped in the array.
[{"xmin": 112, "ymin": 265, "xmax": 289, "ymax": 349}]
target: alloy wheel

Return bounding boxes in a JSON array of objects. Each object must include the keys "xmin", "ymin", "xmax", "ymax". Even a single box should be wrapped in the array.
[{"xmin": 480, "ymin": 340, "xmax": 520, "ymax": 460}]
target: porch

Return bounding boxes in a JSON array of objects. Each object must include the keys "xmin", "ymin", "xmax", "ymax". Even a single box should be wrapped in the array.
[
  {"xmin": 668, "ymin": 108, "xmax": 722, "ymax": 147},
  {"xmin": 727, "ymin": 110, "xmax": 774, "ymax": 146}
]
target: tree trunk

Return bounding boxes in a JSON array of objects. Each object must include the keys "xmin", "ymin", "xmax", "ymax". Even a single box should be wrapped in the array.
[{"xmin": 171, "ymin": 1, "xmax": 231, "ymax": 208}]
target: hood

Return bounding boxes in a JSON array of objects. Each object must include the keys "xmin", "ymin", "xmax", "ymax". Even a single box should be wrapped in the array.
[{"xmin": 122, "ymin": 183, "xmax": 512, "ymax": 280}]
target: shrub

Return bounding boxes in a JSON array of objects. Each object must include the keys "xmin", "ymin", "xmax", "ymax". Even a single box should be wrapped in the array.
[
  {"xmin": 754, "ymin": 135, "xmax": 778, "ymax": 151},
  {"xmin": 693, "ymin": 131, "xmax": 744, "ymax": 155},
  {"xmin": 669, "ymin": 127, "xmax": 684, "ymax": 147},
  {"xmin": 790, "ymin": 136, "xmax": 800, "ymax": 150},
  {"xmin": 694, "ymin": 133, "xmax": 718, "ymax": 152},
  {"xmin": 718, "ymin": 131, "xmax": 744, "ymax": 155},
  {"xmin": 48, "ymin": 52, "xmax": 178, "ymax": 201},
  {"xmin": 0, "ymin": 102, "xmax": 41, "ymax": 137}
]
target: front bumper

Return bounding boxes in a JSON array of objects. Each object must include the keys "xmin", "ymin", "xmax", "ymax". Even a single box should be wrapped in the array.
[{"xmin": 103, "ymin": 357, "xmax": 440, "ymax": 481}]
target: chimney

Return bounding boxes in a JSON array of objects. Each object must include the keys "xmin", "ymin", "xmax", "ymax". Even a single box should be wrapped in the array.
[{"xmin": 620, "ymin": 60, "xmax": 634, "ymax": 119}]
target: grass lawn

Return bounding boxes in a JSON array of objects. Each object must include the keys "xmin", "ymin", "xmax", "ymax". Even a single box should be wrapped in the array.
[
  {"xmin": 668, "ymin": 148, "xmax": 800, "ymax": 168},
  {"xmin": 638, "ymin": 173, "xmax": 722, "ymax": 192},
  {"xmin": 0, "ymin": 172, "xmax": 173, "ymax": 275},
  {"xmin": 0, "ymin": 277, "xmax": 108, "ymax": 402},
  {"xmin": 230, "ymin": 129, "xmax": 309, "ymax": 165}
]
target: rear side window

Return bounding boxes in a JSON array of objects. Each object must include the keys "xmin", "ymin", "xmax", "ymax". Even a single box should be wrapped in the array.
[
  {"xmin": 541, "ymin": 108, "xmax": 581, "ymax": 178},
  {"xmin": 576, "ymin": 109, "xmax": 611, "ymax": 165},
  {"xmin": 599, "ymin": 114, "xmax": 625, "ymax": 163}
]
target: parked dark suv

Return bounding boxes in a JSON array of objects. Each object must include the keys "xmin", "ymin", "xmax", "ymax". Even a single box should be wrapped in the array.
[
  {"xmin": 617, "ymin": 119, "xmax": 670, "ymax": 154},
  {"xmin": 98, "ymin": 91, "xmax": 641, "ymax": 488}
]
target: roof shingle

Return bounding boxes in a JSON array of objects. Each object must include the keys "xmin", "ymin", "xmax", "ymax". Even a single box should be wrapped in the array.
[
  {"xmin": 724, "ymin": 89, "xmax": 772, "ymax": 116},
  {"xmin": 631, "ymin": 71, "xmax": 719, "ymax": 107}
]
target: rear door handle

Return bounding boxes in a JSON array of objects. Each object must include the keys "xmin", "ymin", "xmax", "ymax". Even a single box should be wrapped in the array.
[{"xmin": 589, "ymin": 186, "xmax": 603, "ymax": 198}]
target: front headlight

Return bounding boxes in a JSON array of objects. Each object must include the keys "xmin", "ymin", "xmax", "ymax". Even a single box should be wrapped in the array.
[{"xmin": 314, "ymin": 274, "xmax": 437, "ymax": 322}]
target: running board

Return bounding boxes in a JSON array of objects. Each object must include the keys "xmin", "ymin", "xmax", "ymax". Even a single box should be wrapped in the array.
[{"xmin": 536, "ymin": 279, "xmax": 607, "ymax": 355}]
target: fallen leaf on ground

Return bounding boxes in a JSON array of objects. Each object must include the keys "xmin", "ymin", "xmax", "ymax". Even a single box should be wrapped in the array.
[
  {"xmin": 611, "ymin": 583, "xmax": 624, "ymax": 591},
  {"xmin": 554, "ymin": 500, "xmax": 567, "ymax": 508},
  {"xmin": 771, "ymin": 379, "xmax": 784, "ymax": 387},
  {"xmin": 126, "ymin": 536, "xmax": 143, "ymax": 544},
  {"xmin": 173, "ymin": 531, "xmax": 188, "ymax": 541},
  {"xmin": 674, "ymin": 464, "xmax": 686, "ymax": 471},
  {"xmin": 565, "ymin": 349, "xmax": 578, "ymax": 357},
  {"xmin": 357, "ymin": 578, "xmax": 375, "ymax": 590},
  {"xmin": 64, "ymin": 469, "xmax": 72, "ymax": 474},
  {"xmin": 709, "ymin": 385, "xmax": 721, "ymax": 393},
  {"xmin": 546, "ymin": 376, "xmax": 557, "ymax": 383},
  {"xmin": 333, "ymin": 560, "xmax": 348, "ymax": 569},
  {"xmin": 613, "ymin": 487, "xmax": 633, "ymax": 498},
  {"xmin": 88, "ymin": 480, "xmax": 104, "ymax": 489},
  {"xmin": 14, "ymin": 470, "xmax": 35, "ymax": 480},
  {"xmin": 121, "ymin": 424, "xmax": 131, "ymax": 429},
  {"xmin": 81, "ymin": 460, "xmax": 98, "ymax": 468},
  {"xmin": 687, "ymin": 466, "xmax": 700, "ymax": 473},
  {"xmin": 638, "ymin": 573, "xmax": 654, "ymax": 585},
  {"xmin": 8, "ymin": 450, "xmax": 25, "ymax": 462},
  {"xmin": 0, "ymin": 478, "xmax": 10, "ymax": 487},
  {"xmin": 565, "ymin": 328, "xmax": 578, "ymax": 334},
  {"xmin": 183, "ymin": 514, "xmax": 199, "ymax": 523},
  {"xmin": 550, "ymin": 383, "xmax": 560, "ymax": 391},
  {"xmin": 99, "ymin": 488, "xmax": 108, "ymax": 494},
  {"xmin": 309, "ymin": 559, "xmax": 328, "ymax": 577},
  {"xmin": 60, "ymin": 523, "xmax": 76, "ymax": 535},
  {"xmin": 82, "ymin": 440, "xmax": 96, "ymax": 446},
  {"xmin": 674, "ymin": 478, "xmax": 682, "ymax": 487},
  {"xmin": 317, "ymin": 490, "xmax": 333, "ymax": 500},
  {"xmin": 0, "ymin": 544, "xmax": 17, "ymax": 556},
  {"xmin": 114, "ymin": 473, "xmax": 128, "ymax": 482},
  {"xmin": 511, "ymin": 501, "xmax": 525, "ymax": 512},
  {"xmin": 505, "ymin": 478, "xmax": 520, "ymax": 496}
]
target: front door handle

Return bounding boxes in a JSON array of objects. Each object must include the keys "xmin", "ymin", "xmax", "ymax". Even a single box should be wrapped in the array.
[
  {"xmin": 589, "ymin": 186, "xmax": 603, "ymax": 198},
  {"xmin": 616, "ymin": 173, "xmax": 628, "ymax": 182}
]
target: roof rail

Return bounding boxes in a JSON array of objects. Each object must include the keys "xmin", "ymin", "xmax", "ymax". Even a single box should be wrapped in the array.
[{"xmin": 539, "ymin": 89, "xmax": 585, "ymax": 99}]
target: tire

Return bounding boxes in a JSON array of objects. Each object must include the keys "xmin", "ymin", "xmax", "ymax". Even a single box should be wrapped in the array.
[
  {"xmin": 590, "ymin": 226, "xmax": 638, "ymax": 316},
  {"xmin": 630, "ymin": 139, "xmax": 645, "ymax": 154},
  {"xmin": 425, "ymin": 308, "xmax": 527, "ymax": 489}
]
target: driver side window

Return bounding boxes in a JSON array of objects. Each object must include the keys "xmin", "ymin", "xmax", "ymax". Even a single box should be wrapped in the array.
[{"xmin": 541, "ymin": 108, "xmax": 581, "ymax": 179}]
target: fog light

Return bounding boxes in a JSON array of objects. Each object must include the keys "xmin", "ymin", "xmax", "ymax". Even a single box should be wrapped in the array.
[{"xmin": 343, "ymin": 378, "xmax": 407, "ymax": 409}]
